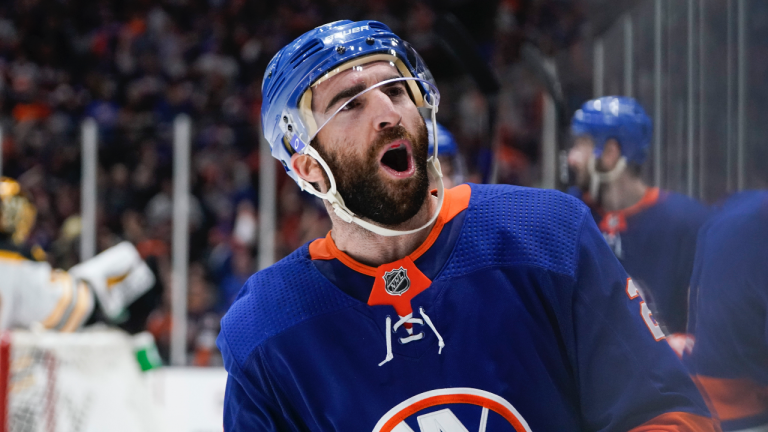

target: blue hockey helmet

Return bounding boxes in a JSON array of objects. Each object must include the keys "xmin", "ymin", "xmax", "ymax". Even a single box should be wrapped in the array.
[
  {"xmin": 425, "ymin": 119, "xmax": 458, "ymax": 157},
  {"xmin": 260, "ymin": 20, "xmax": 444, "ymax": 237},
  {"xmin": 261, "ymin": 20, "xmax": 439, "ymax": 184},
  {"xmin": 570, "ymin": 96, "xmax": 652, "ymax": 164}
]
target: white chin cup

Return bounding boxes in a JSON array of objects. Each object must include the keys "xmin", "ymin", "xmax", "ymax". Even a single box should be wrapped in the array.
[{"xmin": 588, "ymin": 155, "xmax": 627, "ymax": 198}]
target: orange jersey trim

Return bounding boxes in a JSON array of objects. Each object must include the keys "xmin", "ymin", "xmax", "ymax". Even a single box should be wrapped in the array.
[
  {"xmin": 379, "ymin": 393, "xmax": 528, "ymax": 432},
  {"xmin": 693, "ymin": 375, "xmax": 768, "ymax": 422},
  {"xmin": 599, "ymin": 187, "xmax": 661, "ymax": 234},
  {"xmin": 308, "ymin": 184, "xmax": 472, "ymax": 276},
  {"xmin": 628, "ymin": 412, "xmax": 717, "ymax": 432}
]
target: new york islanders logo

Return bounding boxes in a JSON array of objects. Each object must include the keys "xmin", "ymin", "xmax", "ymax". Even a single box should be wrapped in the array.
[
  {"xmin": 373, "ymin": 388, "xmax": 531, "ymax": 432},
  {"xmin": 383, "ymin": 267, "xmax": 410, "ymax": 296}
]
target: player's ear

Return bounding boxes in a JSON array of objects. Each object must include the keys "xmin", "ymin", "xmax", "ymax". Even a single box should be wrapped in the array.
[
  {"xmin": 290, "ymin": 153, "xmax": 327, "ymax": 192},
  {"xmin": 601, "ymin": 139, "xmax": 622, "ymax": 170}
]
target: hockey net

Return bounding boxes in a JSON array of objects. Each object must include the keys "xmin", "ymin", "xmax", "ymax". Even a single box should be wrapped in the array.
[{"xmin": 0, "ymin": 328, "xmax": 161, "ymax": 432}]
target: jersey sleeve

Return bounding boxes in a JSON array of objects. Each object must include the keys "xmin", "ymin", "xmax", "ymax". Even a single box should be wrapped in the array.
[
  {"xmin": 218, "ymin": 331, "xmax": 302, "ymax": 432},
  {"xmin": 684, "ymin": 207, "xmax": 768, "ymax": 429},
  {"xmin": 568, "ymin": 213, "xmax": 714, "ymax": 432},
  {"xmin": 0, "ymin": 257, "xmax": 94, "ymax": 332}
]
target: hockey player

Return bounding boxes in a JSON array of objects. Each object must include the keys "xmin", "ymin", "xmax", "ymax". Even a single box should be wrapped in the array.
[
  {"xmin": 567, "ymin": 97, "xmax": 710, "ymax": 336},
  {"xmin": 218, "ymin": 21, "xmax": 714, "ymax": 431},
  {"xmin": 424, "ymin": 118, "xmax": 466, "ymax": 189},
  {"xmin": 0, "ymin": 176, "xmax": 155, "ymax": 331},
  {"xmin": 685, "ymin": 191, "xmax": 768, "ymax": 431}
]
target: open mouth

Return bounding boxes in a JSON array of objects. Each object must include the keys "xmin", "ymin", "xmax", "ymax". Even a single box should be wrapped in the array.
[{"xmin": 378, "ymin": 140, "xmax": 415, "ymax": 178}]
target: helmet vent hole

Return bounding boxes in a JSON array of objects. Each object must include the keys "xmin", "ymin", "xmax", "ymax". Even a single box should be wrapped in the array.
[
  {"xmin": 368, "ymin": 22, "xmax": 389, "ymax": 31},
  {"xmin": 265, "ymin": 72, "xmax": 287, "ymax": 100},
  {"xmin": 289, "ymin": 40, "xmax": 323, "ymax": 66}
]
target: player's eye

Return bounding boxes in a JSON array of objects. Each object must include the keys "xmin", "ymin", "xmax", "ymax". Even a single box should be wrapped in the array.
[
  {"xmin": 383, "ymin": 84, "xmax": 406, "ymax": 99},
  {"xmin": 340, "ymin": 99, "xmax": 361, "ymax": 112}
]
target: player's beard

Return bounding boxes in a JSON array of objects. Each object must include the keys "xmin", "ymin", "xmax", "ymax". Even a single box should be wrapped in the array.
[
  {"xmin": 313, "ymin": 122, "xmax": 430, "ymax": 227},
  {"xmin": 573, "ymin": 167, "xmax": 591, "ymax": 192}
]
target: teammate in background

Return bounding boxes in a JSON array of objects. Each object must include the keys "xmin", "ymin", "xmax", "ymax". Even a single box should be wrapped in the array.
[
  {"xmin": 685, "ymin": 191, "xmax": 768, "ymax": 431},
  {"xmin": 567, "ymin": 96, "xmax": 710, "ymax": 338},
  {"xmin": 424, "ymin": 118, "xmax": 466, "ymax": 189},
  {"xmin": 218, "ymin": 21, "xmax": 714, "ymax": 431},
  {"xmin": 0, "ymin": 176, "xmax": 155, "ymax": 332}
]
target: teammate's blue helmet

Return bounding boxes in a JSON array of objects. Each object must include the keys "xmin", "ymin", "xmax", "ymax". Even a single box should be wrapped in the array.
[
  {"xmin": 261, "ymin": 20, "xmax": 437, "ymax": 184},
  {"xmin": 425, "ymin": 119, "xmax": 458, "ymax": 157},
  {"xmin": 570, "ymin": 96, "xmax": 652, "ymax": 164}
]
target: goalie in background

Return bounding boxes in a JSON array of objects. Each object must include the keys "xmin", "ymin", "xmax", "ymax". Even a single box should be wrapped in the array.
[{"xmin": 0, "ymin": 176, "xmax": 155, "ymax": 332}]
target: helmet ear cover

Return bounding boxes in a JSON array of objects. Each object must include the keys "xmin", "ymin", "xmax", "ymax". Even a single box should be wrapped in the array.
[{"xmin": 298, "ymin": 53, "xmax": 425, "ymax": 140}]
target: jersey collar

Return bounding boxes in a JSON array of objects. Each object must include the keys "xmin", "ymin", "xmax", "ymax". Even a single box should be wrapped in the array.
[
  {"xmin": 309, "ymin": 184, "xmax": 472, "ymax": 277},
  {"xmin": 599, "ymin": 187, "xmax": 662, "ymax": 235}
]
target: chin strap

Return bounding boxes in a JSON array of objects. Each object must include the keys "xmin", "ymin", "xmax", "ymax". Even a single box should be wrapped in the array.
[
  {"xmin": 297, "ymin": 104, "xmax": 445, "ymax": 237},
  {"xmin": 299, "ymin": 148, "xmax": 445, "ymax": 237},
  {"xmin": 588, "ymin": 155, "xmax": 627, "ymax": 199}
]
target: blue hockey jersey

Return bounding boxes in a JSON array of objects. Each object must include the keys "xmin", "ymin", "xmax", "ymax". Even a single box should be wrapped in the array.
[
  {"xmin": 218, "ymin": 184, "xmax": 713, "ymax": 431},
  {"xmin": 685, "ymin": 191, "xmax": 768, "ymax": 431},
  {"xmin": 570, "ymin": 187, "xmax": 710, "ymax": 334}
]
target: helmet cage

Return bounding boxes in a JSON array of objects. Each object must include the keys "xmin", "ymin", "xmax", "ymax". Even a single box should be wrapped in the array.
[
  {"xmin": 290, "ymin": 75, "xmax": 444, "ymax": 237},
  {"xmin": 261, "ymin": 20, "xmax": 445, "ymax": 237},
  {"xmin": 278, "ymin": 50, "xmax": 436, "ymax": 164}
]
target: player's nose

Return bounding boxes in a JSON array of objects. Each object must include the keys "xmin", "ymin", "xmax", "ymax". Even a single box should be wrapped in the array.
[
  {"xmin": 567, "ymin": 146, "xmax": 585, "ymax": 168},
  {"xmin": 370, "ymin": 90, "xmax": 402, "ymax": 132}
]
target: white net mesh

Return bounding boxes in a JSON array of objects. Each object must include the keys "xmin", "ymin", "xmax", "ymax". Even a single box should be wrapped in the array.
[{"xmin": 2, "ymin": 329, "xmax": 160, "ymax": 432}]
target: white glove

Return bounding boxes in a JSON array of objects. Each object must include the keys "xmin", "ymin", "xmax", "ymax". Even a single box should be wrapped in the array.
[{"xmin": 69, "ymin": 241, "xmax": 155, "ymax": 320}]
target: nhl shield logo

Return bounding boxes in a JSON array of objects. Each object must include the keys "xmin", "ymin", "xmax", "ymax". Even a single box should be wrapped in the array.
[
  {"xmin": 607, "ymin": 214, "xmax": 619, "ymax": 229},
  {"xmin": 383, "ymin": 267, "xmax": 410, "ymax": 296}
]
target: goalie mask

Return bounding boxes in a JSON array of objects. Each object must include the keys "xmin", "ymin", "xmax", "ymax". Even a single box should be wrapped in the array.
[
  {"xmin": 0, "ymin": 177, "xmax": 37, "ymax": 245},
  {"xmin": 261, "ymin": 20, "xmax": 444, "ymax": 237}
]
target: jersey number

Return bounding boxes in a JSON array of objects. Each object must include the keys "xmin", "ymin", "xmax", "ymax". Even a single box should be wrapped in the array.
[{"xmin": 625, "ymin": 278, "xmax": 665, "ymax": 341}]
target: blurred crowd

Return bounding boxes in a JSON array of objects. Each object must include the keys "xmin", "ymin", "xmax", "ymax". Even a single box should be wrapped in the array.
[{"xmin": 0, "ymin": 0, "xmax": 583, "ymax": 365}]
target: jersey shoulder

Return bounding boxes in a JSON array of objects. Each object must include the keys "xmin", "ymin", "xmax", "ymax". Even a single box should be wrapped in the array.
[
  {"xmin": 646, "ymin": 190, "xmax": 710, "ymax": 224},
  {"xmin": 635, "ymin": 190, "xmax": 711, "ymax": 233},
  {"xmin": 699, "ymin": 190, "xmax": 768, "ymax": 243},
  {"xmin": 657, "ymin": 190, "xmax": 711, "ymax": 217},
  {"xmin": 0, "ymin": 240, "xmax": 45, "ymax": 262},
  {"xmin": 692, "ymin": 191, "xmax": 768, "ymax": 298},
  {"xmin": 218, "ymin": 247, "xmax": 358, "ymax": 368},
  {"xmin": 441, "ymin": 184, "xmax": 589, "ymax": 280}
]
